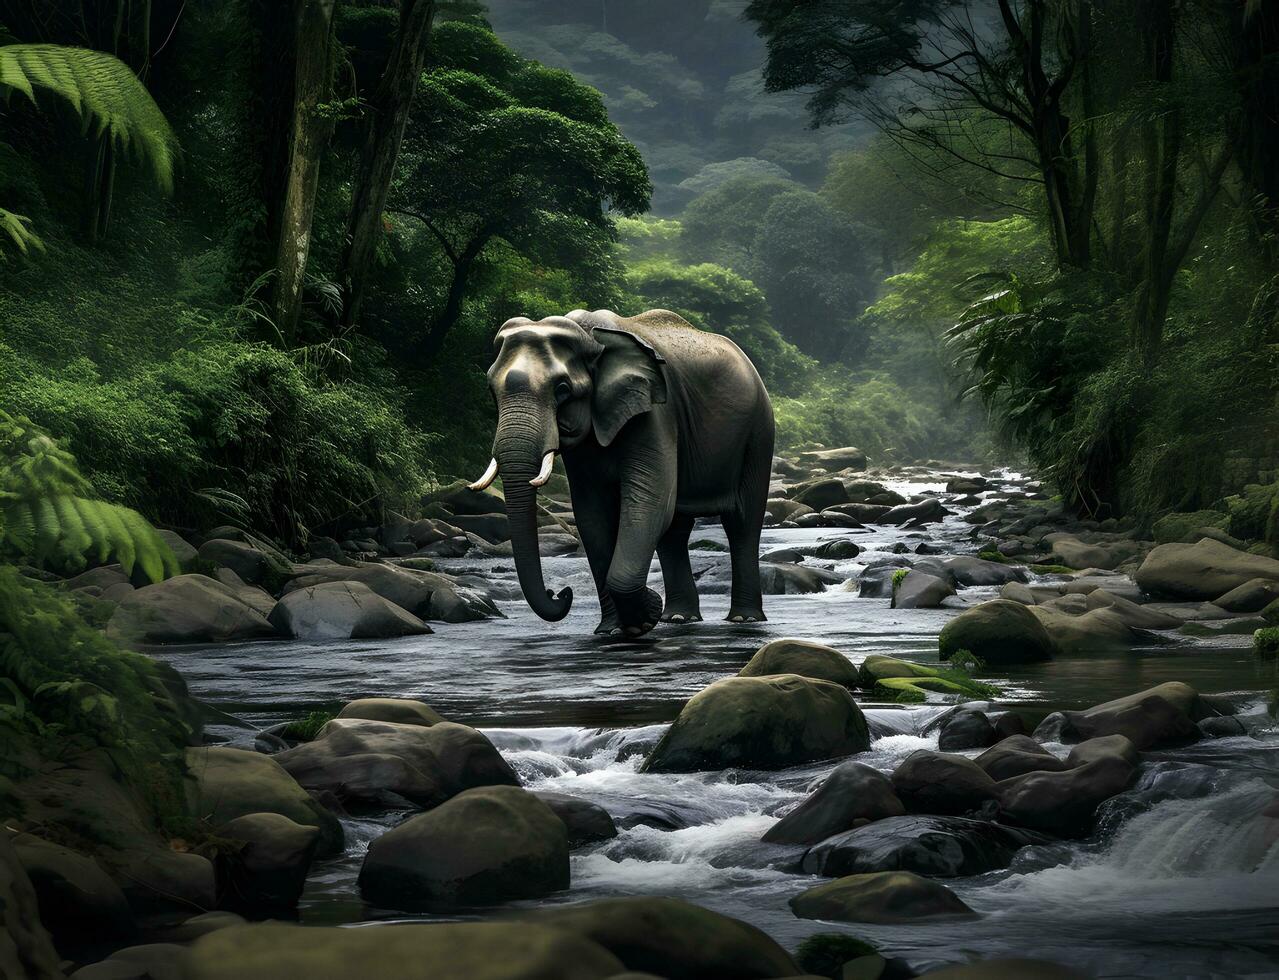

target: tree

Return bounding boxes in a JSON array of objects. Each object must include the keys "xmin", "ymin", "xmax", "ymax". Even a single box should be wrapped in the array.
[
  {"xmin": 390, "ymin": 21, "xmax": 650, "ymax": 357},
  {"xmin": 679, "ymin": 173, "xmax": 797, "ymax": 271}
]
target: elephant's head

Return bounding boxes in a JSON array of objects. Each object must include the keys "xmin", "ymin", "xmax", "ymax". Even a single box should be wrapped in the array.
[{"xmin": 468, "ymin": 310, "xmax": 667, "ymax": 622}]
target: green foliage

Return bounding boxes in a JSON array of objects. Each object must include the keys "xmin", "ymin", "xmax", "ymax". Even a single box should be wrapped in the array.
[
  {"xmin": 1253, "ymin": 627, "xmax": 1279, "ymax": 660},
  {"xmin": 891, "ymin": 568, "xmax": 909, "ymax": 593},
  {"xmin": 281, "ymin": 709, "xmax": 336, "ymax": 742},
  {"xmin": 795, "ymin": 933, "xmax": 878, "ymax": 978},
  {"xmin": 1224, "ymin": 482, "xmax": 1279, "ymax": 547}
]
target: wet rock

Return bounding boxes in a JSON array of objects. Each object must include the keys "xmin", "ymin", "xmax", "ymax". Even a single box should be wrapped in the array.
[
  {"xmin": 797, "ymin": 446, "xmax": 868, "ymax": 471},
  {"xmin": 359, "ymin": 786, "xmax": 568, "ymax": 910},
  {"xmin": 156, "ymin": 529, "xmax": 200, "ymax": 571},
  {"xmin": 424, "ymin": 480, "xmax": 507, "ymax": 517},
  {"xmin": 1032, "ymin": 683, "xmax": 1203, "ymax": 749},
  {"xmin": 998, "ymin": 756, "xmax": 1137, "ymax": 836},
  {"xmin": 274, "ymin": 718, "xmax": 518, "ymax": 809},
  {"xmin": 827, "ymin": 502, "xmax": 893, "ymax": 523},
  {"xmin": 71, "ymin": 942, "xmax": 187, "ymax": 979},
  {"xmin": 66, "ymin": 565, "xmax": 131, "ymax": 592},
  {"xmin": 160, "ymin": 910, "xmax": 246, "ymax": 943},
  {"xmin": 1083, "ymin": 589, "xmax": 1181, "ymax": 629},
  {"xmin": 811, "ymin": 511, "xmax": 866, "ymax": 529},
  {"xmin": 445, "ymin": 512, "xmax": 509, "ymax": 543},
  {"xmin": 789, "ymin": 871, "xmax": 977, "ymax": 924},
  {"xmin": 765, "ymin": 498, "xmax": 814, "ymax": 524},
  {"xmin": 938, "ymin": 600, "xmax": 1054, "ymax": 665},
  {"xmin": 218, "ymin": 813, "xmax": 318, "ymax": 913},
  {"xmin": 282, "ymin": 561, "xmax": 500, "ymax": 623},
  {"xmin": 1198, "ymin": 715, "xmax": 1249, "ymax": 738},
  {"xmin": 532, "ymin": 792, "xmax": 618, "ymax": 847},
  {"xmin": 857, "ymin": 655, "xmax": 993, "ymax": 700},
  {"xmin": 759, "ymin": 562, "xmax": 834, "ymax": 594},
  {"xmin": 809, "ymin": 539, "xmax": 862, "ymax": 560},
  {"xmin": 991, "ymin": 712, "xmax": 1029, "ymax": 740},
  {"xmin": 1134, "ymin": 537, "xmax": 1279, "ymax": 601},
  {"xmin": 891, "ymin": 751, "xmax": 999, "ymax": 816},
  {"xmin": 974, "ymin": 736, "xmax": 1067, "ymax": 781},
  {"xmin": 791, "ymin": 478, "xmax": 851, "ymax": 510},
  {"xmin": 185, "ymin": 747, "xmax": 344, "ymax": 856},
  {"xmin": 881, "ymin": 499, "xmax": 946, "ymax": 525},
  {"xmin": 11, "ymin": 835, "xmax": 135, "ymax": 949},
  {"xmin": 922, "ymin": 959, "xmax": 1091, "ymax": 980},
  {"xmin": 107, "ymin": 574, "xmax": 278, "ymax": 645},
  {"xmin": 761, "ymin": 548, "xmax": 805, "ymax": 563},
  {"xmin": 999, "ymin": 581, "xmax": 1038, "ymax": 605},
  {"xmin": 762, "ymin": 762, "xmax": 905, "ymax": 845},
  {"xmin": 892, "ymin": 571, "xmax": 956, "ymax": 610},
  {"xmin": 642, "ymin": 675, "xmax": 870, "ymax": 773},
  {"xmin": 267, "ymin": 581, "xmax": 432, "ymax": 640},
  {"xmin": 942, "ymin": 557, "xmax": 1028, "ymax": 587},
  {"xmin": 335, "ymin": 697, "xmax": 445, "ymax": 727},
  {"xmin": 1065, "ymin": 735, "xmax": 1139, "ymax": 768},
  {"xmin": 946, "ymin": 477, "xmax": 987, "ymax": 494},
  {"xmin": 532, "ymin": 896, "xmax": 800, "ymax": 979},
  {"xmin": 198, "ymin": 537, "xmax": 293, "ymax": 589},
  {"xmin": 937, "ymin": 709, "xmax": 996, "ymax": 751},
  {"xmin": 184, "ymin": 921, "xmax": 624, "ymax": 980},
  {"xmin": 857, "ymin": 557, "xmax": 914, "ymax": 598},
  {"xmin": 802, "ymin": 814, "xmax": 1051, "ymax": 877},
  {"xmin": 1027, "ymin": 606, "xmax": 1143, "ymax": 655},
  {"xmin": 1212, "ymin": 577, "xmax": 1279, "ymax": 613},
  {"xmin": 1047, "ymin": 534, "xmax": 1144, "ymax": 571},
  {"xmin": 739, "ymin": 638, "xmax": 860, "ymax": 688}
]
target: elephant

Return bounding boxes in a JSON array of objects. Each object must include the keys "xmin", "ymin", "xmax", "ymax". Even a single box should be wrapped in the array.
[{"xmin": 468, "ymin": 308, "xmax": 775, "ymax": 636}]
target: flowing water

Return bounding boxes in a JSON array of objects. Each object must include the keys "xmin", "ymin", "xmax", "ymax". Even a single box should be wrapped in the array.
[{"xmin": 152, "ymin": 470, "xmax": 1279, "ymax": 978}]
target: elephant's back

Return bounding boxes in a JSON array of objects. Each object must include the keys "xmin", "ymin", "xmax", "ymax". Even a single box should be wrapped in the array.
[{"xmin": 622, "ymin": 310, "xmax": 766, "ymax": 392}]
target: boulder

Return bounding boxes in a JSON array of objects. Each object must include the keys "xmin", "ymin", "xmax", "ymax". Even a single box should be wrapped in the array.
[
  {"xmin": 937, "ymin": 709, "xmax": 996, "ymax": 751},
  {"xmin": 974, "ymin": 736, "xmax": 1068, "ymax": 781},
  {"xmin": 1065, "ymin": 735, "xmax": 1139, "ymax": 768},
  {"xmin": 858, "ymin": 558, "xmax": 914, "ymax": 598},
  {"xmin": 12, "ymin": 834, "xmax": 135, "ymax": 949},
  {"xmin": 71, "ymin": 943, "xmax": 186, "ymax": 979},
  {"xmin": 642, "ymin": 675, "xmax": 870, "ymax": 773},
  {"xmin": 922, "ymin": 960, "xmax": 1091, "ymax": 980},
  {"xmin": 107, "ymin": 575, "xmax": 278, "ymax": 645},
  {"xmin": 938, "ymin": 600, "xmax": 1055, "ymax": 665},
  {"xmin": 185, "ymin": 747, "xmax": 343, "ymax": 856},
  {"xmin": 183, "ymin": 921, "xmax": 624, "ymax": 980},
  {"xmin": 1152, "ymin": 510, "xmax": 1231, "ymax": 544},
  {"xmin": 762, "ymin": 762, "xmax": 905, "ymax": 845},
  {"xmin": 881, "ymin": 499, "xmax": 945, "ymax": 525},
  {"xmin": 759, "ymin": 562, "xmax": 832, "ymax": 594},
  {"xmin": 1048, "ymin": 534, "xmax": 1143, "ymax": 571},
  {"xmin": 156, "ymin": 530, "xmax": 200, "ymax": 571},
  {"xmin": 198, "ymin": 537, "xmax": 293, "ymax": 588},
  {"xmin": 532, "ymin": 896, "xmax": 800, "ymax": 980},
  {"xmin": 1213, "ymin": 577, "xmax": 1279, "ymax": 613},
  {"xmin": 1134, "ymin": 537, "xmax": 1279, "ymax": 600},
  {"xmin": 891, "ymin": 751, "xmax": 998, "ymax": 816},
  {"xmin": 66, "ymin": 565, "xmax": 131, "ymax": 592},
  {"xmin": 765, "ymin": 499, "xmax": 814, "ymax": 524},
  {"xmin": 531, "ymin": 792, "xmax": 618, "ymax": 847},
  {"xmin": 797, "ymin": 446, "xmax": 867, "ymax": 471},
  {"xmin": 1083, "ymin": 589, "xmax": 1181, "ymax": 629},
  {"xmin": 358, "ymin": 786, "xmax": 568, "ymax": 910},
  {"xmin": 789, "ymin": 871, "xmax": 977, "ymax": 924},
  {"xmin": 274, "ymin": 718, "xmax": 518, "ymax": 809},
  {"xmin": 1032, "ymin": 683, "xmax": 1203, "ymax": 749},
  {"xmin": 801, "ymin": 814, "xmax": 1050, "ymax": 878},
  {"xmin": 424, "ymin": 480, "xmax": 507, "ymax": 517},
  {"xmin": 998, "ymin": 756, "xmax": 1136, "ymax": 836},
  {"xmin": 942, "ymin": 557, "xmax": 1028, "ymax": 587},
  {"xmin": 826, "ymin": 502, "xmax": 892, "ymax": 523},
  {"xmin": 857, "ymin": 655, "xmax": 994, "ymax": 700},
  {"xmin": 218, "ymin": 813, "xmax": 318, "ymax": 913},
  {"xmin": 999, "ymin": 582, "xmax": 1038, "ymax": 605},
  {"xmin": 738, "ymin": 638, "xmax": 860, "ymax": 688},
  {"xmin": 791, "ymin": 478, "xmax": 851, "ymax": 510},
  {"xmin": 267, "ymin": 582, "xmax": 432, "ymax": 640},
  {"xmin": 281, "ymin": 562, "xmax": 500, "ymax": 623},
  {"xmin": 808, "ymin": 539, "xmax": 862, "ymax": 560},
  {"xmin": 0, "ymin": 835, "xmax": 64, "ymax": 980},
  {"xmin": 446, "ymin": 512, "xmax": 510, "ymax": 543},
  {"xmin": 335, "ymin": 697, "xmax": 445, "ymax": 727},
  {"xmin": 211, "ymin": 569, "xmax": 277, "ymax": 618},
  {"xmin": 1027, "ymin": 606, "xmax": 1142, "ymax": 655},
  {"xmin": 892, "ymin": 571, "xmax": 955, "ymax": 610}
]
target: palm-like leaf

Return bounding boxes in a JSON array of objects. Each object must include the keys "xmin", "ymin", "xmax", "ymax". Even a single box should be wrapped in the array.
[
  {"xmin": 0, "ymin": 206, "xmax": 43, "ymax": 257},
  {"xmin": 0, "ymin": 44, "xmax": 176, "ymax": 191}
]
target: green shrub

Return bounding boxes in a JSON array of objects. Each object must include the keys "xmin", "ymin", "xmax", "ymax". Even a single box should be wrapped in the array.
[
  {"xmin": 1254, "ymin": 627, "xmax": 1279, "ymax": 660},
  {"xmin": 281, "ymin": 709, "xmax": 336, "ymax": 742}
]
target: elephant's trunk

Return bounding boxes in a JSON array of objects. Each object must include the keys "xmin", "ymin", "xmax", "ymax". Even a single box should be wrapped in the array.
[{"xmin": 493, "ymin": 397, "xmax": 572, "ymax": 622}]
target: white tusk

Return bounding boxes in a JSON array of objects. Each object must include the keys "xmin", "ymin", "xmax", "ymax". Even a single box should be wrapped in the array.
[
  {"xmin": 530, "ymin": 451, "xmax": 555, "ymax": 487},
  {"xmin": 468, "ymin": 458, "xmax": 499, "ymax": 492}
]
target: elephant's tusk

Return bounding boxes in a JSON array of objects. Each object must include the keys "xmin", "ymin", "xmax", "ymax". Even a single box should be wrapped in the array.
[
  {"xmin": 468, "ymin": 458, "xmax": 499, "ymax": 491},
  {"xmin": 530, "ymin": 451, "xmax": 555, "ymax": 487}
]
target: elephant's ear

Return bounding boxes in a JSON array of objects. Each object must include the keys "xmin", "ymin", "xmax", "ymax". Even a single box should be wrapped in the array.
[{"xmin": 590, "ymin": 326, "xmax": 667, "ymax": 447}]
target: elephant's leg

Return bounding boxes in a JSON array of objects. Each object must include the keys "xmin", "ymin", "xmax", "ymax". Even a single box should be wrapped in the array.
[
  {"xmin": 606, "ymin": 474, "xmax": 672, "ymax": 637},
  {"xmin": 657, "ymin": 513, "xmax": 701, "ymax": 623},
  {"xmin": 573, "ymin": 486, "xmax": 622, "ymax": 634},
  {"xmin": 723, "ymin": 427, "xmax": 772, "ymax": 623}
]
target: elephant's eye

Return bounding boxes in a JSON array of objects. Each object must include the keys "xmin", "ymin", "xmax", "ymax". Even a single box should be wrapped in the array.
[{"xmin": 554, "ymin": 381, "xmax": 573, "ymax": 405}]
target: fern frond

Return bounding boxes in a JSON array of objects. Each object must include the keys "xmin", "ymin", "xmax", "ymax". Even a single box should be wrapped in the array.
[
  {"xmin": 0, "ymin": 207, "xmax": 44, "ymax": 257},
  {"xmin": 93, "ymin": 497, "xmax": 136, "ymax": 573},
  {"xmin": 0, "ymin": 44, "xmax": 176, "ymax": 191},
  {"xmin": 51, "ymin": 495, "xmax": 93, "ymax": 569}
]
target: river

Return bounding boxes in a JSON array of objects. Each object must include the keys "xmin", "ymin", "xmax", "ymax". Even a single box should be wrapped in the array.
[{"xmin": 151, "ymin": 469, "xmax": 1279, "ymax": 978}]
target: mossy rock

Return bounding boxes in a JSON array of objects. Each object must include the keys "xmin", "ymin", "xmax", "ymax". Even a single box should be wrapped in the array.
[
  {"xmin": 1225, "ymin": 482, "xmax": 1279, "ymax": 545},
  {"xmin": 1253, "ymin": 627, "xmax": 1279, "ymax": 660},
  {"xmin": 861, "ymin": 656, "xmax": 1000, "ymax": 703},
  {"xmin": 873, "ymin": 675, "xmax": 994, "ymax": 703},
  {"xmin": 739, "ymin": 638, "xmax": 859, "ymax": 688},
  {"xmin": 1153, "ymin": 510, "xmax": 1230, "ymax": 545},
  {"xmin": 796, "ymin": 933, "xmax": 878, "ymax": 978},
  {"xmin": 689, "ymin": 539, "xmax": 729, "ymax": 552}
]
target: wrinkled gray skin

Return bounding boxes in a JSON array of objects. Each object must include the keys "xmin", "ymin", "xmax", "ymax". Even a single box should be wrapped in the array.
[{"xmin": 481, "ymin": 308, "xmax": 774, "ymax": 636}]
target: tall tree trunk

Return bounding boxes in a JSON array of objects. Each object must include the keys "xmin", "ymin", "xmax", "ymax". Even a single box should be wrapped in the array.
[
  {"xmin": 336, "ymin": 0, "xmax": 437, "ymax": 328},
  {"xmin": 274, "ymin": 0, "xmax": 337, "ymax": 343},
  {"xmin": 421, "ymin": 231, "xmax": 492, "ymax": 359}
]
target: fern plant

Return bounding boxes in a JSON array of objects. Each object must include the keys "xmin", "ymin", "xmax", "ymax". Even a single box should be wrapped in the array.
[
  {"xmin": 0, "ymin": 410, "xmax": 177, "ymax": 581},
  {"xmin": 0, "ymin": 42, "xmax": 177, "ymax": 255}
]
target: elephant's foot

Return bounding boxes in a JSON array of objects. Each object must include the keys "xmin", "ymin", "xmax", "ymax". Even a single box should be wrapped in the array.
[
  {"xmin": 608, "ymin": 586, "xmax": 663, "ymax": 637},
  {"xmin": 726, "ymin": 606, "xmax": 767, "ymax": 624},
  {"xmin": 661, "ymin": 611, "xmax": 703, "ymax": 624},
  {"xmin": 594, "ymin": 616, "xmax": 621, "ymax": 635},
  {"xmin": 661, "ymin": 599, "xmax": 702, "ymax": 624}
]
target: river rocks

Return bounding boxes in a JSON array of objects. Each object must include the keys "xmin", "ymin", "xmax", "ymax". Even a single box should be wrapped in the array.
[
  {"xmin": 881, "ymin": 499, "xmax": 946, "ymax": 525},
  {"xmin": 267, "ymin": 581, "xmax": 432, "ymax": 640},
  {"xmin": 198, "ymin": 537, "xmax": 294, "ymax": 589},
  {"xmin": 1047, "ymin": 534, "xmax": 1144, "ymax": 571},
  {"xmin": 1032, "ymin": 683, "xmax": 1203, "ymax": 749},
  {"xmin": 425, "ymin": 480, "xmax": 507, "ymax": 517},
  {"xmin": 184, "ymin": 920, "xmax": 625, "ymax": 980},
  {"xmin": 1134, "ymin": 537, "xmax": 1279, "ymax": 600},
  {"xmin": 791, "ymin": 478, "xmax": 851, "ymax": 510},
  {"xmin": 1065, "ymin": 734, "xmax": 1139, "ymax": 768},
  {"xmin": 1212, "ymin": 577, "xmax": 1279, "ymax": 613},
  {"xmin": 857, "ymin": 655, "xmax": 993, "ymax": 700},
  {"xmin": 941, "ymin": 556, "xmax": 1029, "ymax": 587},
  {"xmin": 71, "ymin": 942, "xmax": 187, "ymax": 979},
  {"xmin": 274, "ymin": 718, "xmax": 518, "ymax": 809},
  {"xmin": 762, "ymin": 762, "xmax": 905, "ymax": 845},
  {"xmin": 1083, "ymin": 589, "xmax": 1182, "ymax": 629},
  {"xmin": 1027, "ymin": 606, "xmax": 1142, "ymax": 654},
  {"xmin": 937, "ymin": 709, "xmax": 996, "ymax": 751},
  {"xmin": 892, "ymin": 571, "xmax": 956, "ymax": 609},
  {"xmin": 974, "ymin": 736, "xmax": 1068, "ymax": 781},
  {"xmin": 998, "ymin": 581, "xmax": 1039, "ymax": 604},
  {"xmin": 739, "ymin": 638, "xmax": 860, "ymax": 688},
  {"xmin": 789, "ymin": 871, "xmax": 977, "ymax": 924},
  {"xmin": 531, "ymin": 792, "xmax": 617, "ymax": 847},
  {"xmin": 998, "ymin": 755, "xmax": 1137, "ymax": 836},
  {"xmin": 642, "ymin": 675, "xmax": 870, "ymax": 773},
  {"xmin": 827, "ymin": 502, "xmax": 893, "ymax": 522},
  {"xmin": 11, "ymin": 834, "xmax": 135, "ymax": 948},
  {"xmin": 946, "ymin": 476, "xmax": 987, "ymax": 494},
  {"xmin": 218, "ymin": 813, "xmax": 318, "ymax": 913},
  {"xmin": 1152, "ymin": 510, "xmax": 1231, "ymax": 544},
  {"xmin": 359, "ymin": 786, "xmax": 568, "ymax": 910},
  {"xmin": 534, "ymin": 896, "xmax": 800, "ymax": 979},
  {"xmin": 808, "ymin": 539, "xmax": 862, "ymax": 560},
  {"xmin": 185, "ymin": 747, "xmax": 344, "ymax": 856},
  {"xmin": 923, "ymin": 959, "xmax": 1091, "ymax": 980},
  {"xmin": 798, "ymin": 446, "xmax": 868, "ymax": 470},
  {"xmin": 282, "ymin": 562, "xmax": 499, "ymax": 623},
  {"xmin": 858, "ymin": 557, "xmax": 913, "ymax": 598},
  {"xmin": 107, "ymin": 574, "xmax": 278, "ymax": 645},
  {"xmin": 0, "ymin": 835, "xmax": 66, "ymax": 980},
  {"xmin": 892, "ymin": 751, "xmax": 998, "ymax": 816},
  {"xmin": 802, "ymin": 815, "xmax": 1051, "ymax": 878},
  {"xmin": 765, "ymin": 498, "xmax": 814, "ymax": 524},
  {"xmin": 445, "ymin": 512, "xmax": 509, "ymax": 543},
  {"xmin": 758, "ymin": 562, "xmax": 834, "ymax": 594},
  {"xmin": 335, "ymin": 697, "xmax": 444, "ymax": 727},
  {"xmin": 938, "ymin": 600, "xmax": 1054, "ymax": 665}
]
